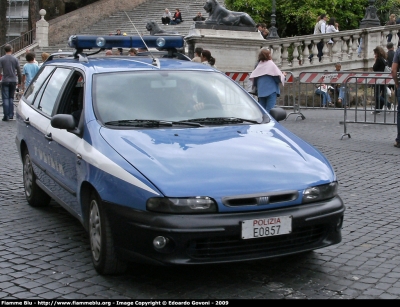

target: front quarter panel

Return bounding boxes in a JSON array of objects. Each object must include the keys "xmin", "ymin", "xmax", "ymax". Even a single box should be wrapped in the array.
[{"xmin": 78, "ymin": 120, "xmax": 162, "ymax": 211}]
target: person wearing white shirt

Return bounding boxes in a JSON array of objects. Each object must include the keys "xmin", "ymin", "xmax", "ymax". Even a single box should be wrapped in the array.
[
  {"xmin": 313, "ymin": 14, "xmax": 328, "ymax": 62},
  {"xmin": 161, "ymin": 8, "xmax": 172, "ymax": 25}
]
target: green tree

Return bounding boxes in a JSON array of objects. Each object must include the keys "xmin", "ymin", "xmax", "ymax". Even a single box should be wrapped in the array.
[
  {"xmin": 225, "ymin": 0, "xmax": 398, "ymax": 37},
  {"xmin": 29, "ymin": 0, "xmax": 40, "ymax": 32}
]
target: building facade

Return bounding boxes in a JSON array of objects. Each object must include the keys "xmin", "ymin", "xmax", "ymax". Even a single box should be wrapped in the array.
[{"xmin": 6, "ymin": 0, "xmax": 29, "ymax": 40}]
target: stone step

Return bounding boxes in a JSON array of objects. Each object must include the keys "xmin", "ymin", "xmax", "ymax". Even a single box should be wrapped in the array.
[{"xmin": 30, "ymin": 0, "xmax": 225, "ymax": 58}]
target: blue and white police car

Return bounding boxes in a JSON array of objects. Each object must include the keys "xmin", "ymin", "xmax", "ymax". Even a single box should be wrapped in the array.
[{"xmin": 15, "ymin": 34, "xmax": 345, "ymax": 275}]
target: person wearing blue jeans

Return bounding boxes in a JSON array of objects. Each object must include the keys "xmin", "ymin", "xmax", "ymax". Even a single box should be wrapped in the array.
[
  {"xmin": 0, "ymin": 44, "xmax": 22, "ymax": 121},
  {"xmin": 315, "ymin": 84, "xmax": 332, "ymax": 107},
  {"xmin": 249, "ymin": 48, "xmax": 286, "ymax": 113},
  {"xmin": 391, "ymin": 47, "xmax": 400, "ymax": 147}
]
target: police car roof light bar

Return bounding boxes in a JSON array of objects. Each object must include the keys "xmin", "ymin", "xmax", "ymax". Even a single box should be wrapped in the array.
[{"xmin": 68, "ymin": 35, "xmax": 184, "ymax": 50}]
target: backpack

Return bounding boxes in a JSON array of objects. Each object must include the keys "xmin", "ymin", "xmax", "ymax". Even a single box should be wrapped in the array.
[{"xmin": 314, "ymin": 21, "xmax": 322, "ymax": 34}]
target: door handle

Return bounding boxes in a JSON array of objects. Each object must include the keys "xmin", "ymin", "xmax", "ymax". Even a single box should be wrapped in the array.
[
  {"xmin": 44, "ymin": 132, "xmax": 52, "ymax": 141},
  {"xmin": 77, "ymin": 153, "xmax": 82, "ymax": 165}
]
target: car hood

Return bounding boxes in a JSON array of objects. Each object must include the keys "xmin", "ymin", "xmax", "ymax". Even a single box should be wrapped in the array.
[{"xmin": 99, "ymin": 122, "xmax": 334, "ymax": 198}]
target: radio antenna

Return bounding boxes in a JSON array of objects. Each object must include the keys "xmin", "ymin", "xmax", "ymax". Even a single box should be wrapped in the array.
[{"xmin": 124, "ymin": 11, "xmax": 158, "ymax": 66}]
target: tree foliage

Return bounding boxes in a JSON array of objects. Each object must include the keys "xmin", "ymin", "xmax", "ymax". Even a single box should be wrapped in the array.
[{"xmin": 225, "ymin": 0, "xmax": 399, "ymax": 37}]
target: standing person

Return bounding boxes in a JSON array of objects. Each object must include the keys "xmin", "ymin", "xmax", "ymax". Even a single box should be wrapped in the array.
[
  {"xmin": 326, "ymin": 17, "xmax": 339, "ymax": 58},
  {"xmin": 161, "ymin": 8, "xmax": 172, "ymax": 25},
  {"xmin": 22, "ymin": 52, "xmax": 39, "ymax": 91},
  {"xmin": 314, "ymin": 14, "xmax": 328, "ymax": 62},
  {"xmin": 397, "ymin": 17, "xmax": 400, "ymax": 48},
  {"xmin": 256, "ymin": 23, "xmax": 268, "ymax": 39},
  {"xmin": 391, "ymin": 44, "xmax": 400, "ymax": 147},
  {"xmin": 201, "ymin": 50, "xmax": 216, "ymax": 67},
  {"xmin": 387, "ymin": 42, "xmax": 395, "ymax": 67},
  {"xmin": 191, "ymin": 47, "xmax": 203, "ymax": 63},
  {"xmin": 0, "ymin": 44, "xmax": 21, "ymax": 121},
  {"xmin": 326, "ymin": 18, "xmax": 339, "ymax": 44},
  {"xmin": 193, "ymin": 12, "xmax": 205, "ymax": 21},
  {"xmin": 38, "ymin": 52, "xmax": 50, "ymax": 68},
  {"xmin": 128, "ymin": 48, "xmax": 137, "ymax": 56},
  {"xmin": 170, "ymin": 8, "xmax": 183, "ymax": 25},
  {"xmin": 372, "ymin": 46, "xmax": 391, "ymax": 114},
  {"xmin": 386, "ymin": 14, "xmax": 396, "ymax": 42},
  {"xmin": 387, "ymin": 42, "xmax": 396, "ymax": 94},
  {"xmin": 115, "ymin": 29, "xmax": 123, "ymax": 55},
  {"xmin": 249, "ymin": 48, "xmax": 286, "ymax": 112}
]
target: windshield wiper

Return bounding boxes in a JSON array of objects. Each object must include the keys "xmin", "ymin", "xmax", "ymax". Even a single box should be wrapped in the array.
[
  {"xmin": 183, "ymin": 117, "xmax": 260, "ymax": 125},
  {"xmin": 104, "ymin": 119, "xmax": 203, "ymax": 127}
]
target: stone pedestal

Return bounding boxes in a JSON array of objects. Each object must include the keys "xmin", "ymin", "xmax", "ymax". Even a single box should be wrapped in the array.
[
  {"xmin": 36, "ymin": 9, "xmax": 49, "ymax": 47},
  {"xmin": 185, "ymin": 23, "xmax": 267, "ymax": 73}
]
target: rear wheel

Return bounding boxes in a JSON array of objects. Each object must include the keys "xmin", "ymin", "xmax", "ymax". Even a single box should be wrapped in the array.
[
  {"xmin": 22, "ymin": 149, "xmax": 51, "ymax": 207},
  {"xmin": 89, "ymin": 191, "xmax": 127, "ymax": 275}
]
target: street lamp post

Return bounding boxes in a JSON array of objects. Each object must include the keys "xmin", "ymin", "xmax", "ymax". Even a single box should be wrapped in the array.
[{"xmin": 267, "ymin": 0, "xmax": 279, "ymax": 39}]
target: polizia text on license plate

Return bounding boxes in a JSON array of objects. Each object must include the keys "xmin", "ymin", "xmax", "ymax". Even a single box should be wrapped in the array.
[{"xmin": 241, "ymin": 216, "xmax": 292, "ymax": 239}]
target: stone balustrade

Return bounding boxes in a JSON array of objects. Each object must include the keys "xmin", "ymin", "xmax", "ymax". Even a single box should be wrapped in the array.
[{"xmin": 265, "ymin": 24, "xmax": 400, "ymax": 76}]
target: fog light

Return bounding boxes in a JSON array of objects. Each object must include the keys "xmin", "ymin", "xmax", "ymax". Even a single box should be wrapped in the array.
[{"xmin": 153, "ymin": 236, "xmax": 168, "ymax": 249}]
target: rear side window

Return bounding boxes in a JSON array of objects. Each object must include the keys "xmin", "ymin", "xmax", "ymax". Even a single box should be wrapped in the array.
[{"xmin": 24, "ymin": 66, "xmax": 54, "ymax": 104}]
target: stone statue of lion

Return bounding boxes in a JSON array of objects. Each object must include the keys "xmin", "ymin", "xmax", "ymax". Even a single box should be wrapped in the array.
[
  {"xmin": 203, "ymin": 0, "xmax": 256, "ymax": 27},
  {"xmin": 146, "ymin": 21, "xmax": 179, "ymax": 35}
]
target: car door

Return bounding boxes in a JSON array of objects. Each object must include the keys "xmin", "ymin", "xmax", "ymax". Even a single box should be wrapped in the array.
[
  {"xmin": 45, "ymin": 71, "xmax": 85, "ymax": 217},
  {"xmin": 17, "ymin": 65, "xmax": 58, "ymax": 192}
]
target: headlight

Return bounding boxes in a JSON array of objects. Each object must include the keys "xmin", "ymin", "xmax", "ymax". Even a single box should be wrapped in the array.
[
  {"xmin": 302, "ymin": 182, "xmax": 338, "ymax": 203},
  {"xmin": 147, "ymin": 196, "xmax": 217, "ymax": 214}
]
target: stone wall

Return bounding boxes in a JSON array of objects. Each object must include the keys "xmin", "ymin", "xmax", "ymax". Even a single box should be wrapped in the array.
[{"xmin": 48, "ymin": 0, "xmax": 146, "ymax": 45}]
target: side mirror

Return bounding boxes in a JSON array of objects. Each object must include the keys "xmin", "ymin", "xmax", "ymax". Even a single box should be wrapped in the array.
[
  {"xmin": 51, "ymin": 114, "xmax": 76, "ymax": 130},
  {"xmin": 269, "ymin": 107, "xmax": 286, "ymax": 122},
  {"xmin": 51, "ymin": 114, "xmax": 82, "ymax": 136}
]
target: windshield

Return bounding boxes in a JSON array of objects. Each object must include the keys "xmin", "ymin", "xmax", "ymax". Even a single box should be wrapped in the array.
[{"xmin": 93, "ymin": 71, "xmax": 263, "ymax": 124}]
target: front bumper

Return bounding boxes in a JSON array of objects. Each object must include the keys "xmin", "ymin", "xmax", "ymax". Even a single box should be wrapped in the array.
[{"xmin": 104, "ymin": 196, "xmax": 345, "ymax": 265}]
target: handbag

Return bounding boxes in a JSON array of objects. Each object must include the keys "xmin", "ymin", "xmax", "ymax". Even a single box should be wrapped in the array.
[
  {"xmin": 246, "ymin": 79, "xmax": 257, "ymax": 95},
  {"xmin": 384, "ymin": 59, "xmax": 392, "ymax": 73},
  {"xmin": 387, "ymin": 86, "xmax": 392, "ymax": 97}
]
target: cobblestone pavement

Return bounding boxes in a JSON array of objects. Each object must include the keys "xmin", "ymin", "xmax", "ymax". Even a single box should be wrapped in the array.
[{"xmin": 1, "ymin": 106, "xmax": 400, "ymax": 299}]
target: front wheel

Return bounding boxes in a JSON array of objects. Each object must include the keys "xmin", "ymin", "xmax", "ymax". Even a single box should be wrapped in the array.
[
  {"xmin": 89, "ymin": 191, "xmax": 127, "ymax": 275},
  {"xmin": 22, "ymin": 149, "xmax": 51, "ymax": 207}
]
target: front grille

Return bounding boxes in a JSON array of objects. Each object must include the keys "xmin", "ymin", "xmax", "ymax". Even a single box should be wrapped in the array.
[
  {"xmin": 223, "ymin": 191, "xmax": 298, "ymax": 207},
  {"xmin": 187, "ymin": 225, "xmax": 326, "ymax": 259}
]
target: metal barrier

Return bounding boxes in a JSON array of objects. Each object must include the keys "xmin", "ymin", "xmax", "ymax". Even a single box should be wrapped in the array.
[
  {"xmin": 283, "ymin": 71, "xmax": 396, "ymax": 138},
  {"xmin": 340, "ymin": 73, "xmax": 396, "ymax": 139}
]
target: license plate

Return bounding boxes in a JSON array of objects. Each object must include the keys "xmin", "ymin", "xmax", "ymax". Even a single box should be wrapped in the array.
[{"xmin": 241, "ymin": 216, "xmax": 292, "ymax": 239}]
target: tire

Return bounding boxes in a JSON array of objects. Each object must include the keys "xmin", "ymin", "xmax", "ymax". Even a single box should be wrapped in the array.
[
  {"xmin": 89, "ymin": 191, "xmax": 127, "ymax": 275},
  {"xmin": 22, "ymin": 150, "xmax": 51, "ymax": 207}
]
